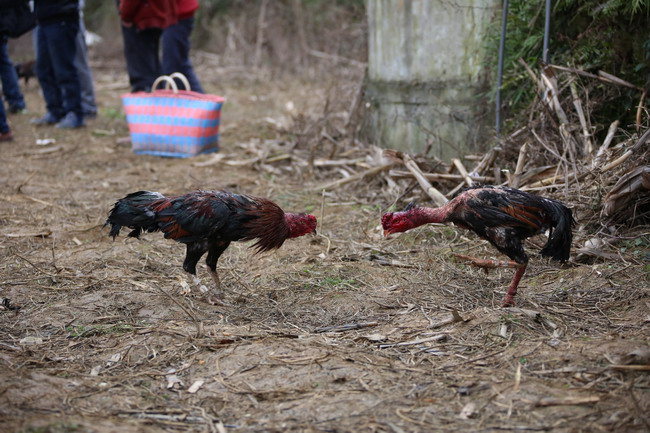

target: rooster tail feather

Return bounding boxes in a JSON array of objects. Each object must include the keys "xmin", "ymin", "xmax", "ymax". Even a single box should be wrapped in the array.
[
  {"xmin": 540, "ymin": 200, "xmax": 574, "ymax": 262},
  {"xmin": 106, "ymin": 191, "xmax": 166, "ymax": 239}
]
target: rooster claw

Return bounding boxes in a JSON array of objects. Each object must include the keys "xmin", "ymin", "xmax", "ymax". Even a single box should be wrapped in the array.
[{"xmin": 204, "ymin": 294, "xmax": 231, "ymax": 306}]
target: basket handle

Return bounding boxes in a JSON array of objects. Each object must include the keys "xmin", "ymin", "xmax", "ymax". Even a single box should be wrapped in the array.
[
  {"xmin": 152, "ymin": 76, "xmax": 179, "ymax": 92},
  {"xmin": 169, "ymin": 72, "xmax": 191, "ymax": 91}
]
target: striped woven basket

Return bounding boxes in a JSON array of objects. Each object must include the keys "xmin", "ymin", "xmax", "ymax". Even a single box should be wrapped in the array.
[{"xmin": 122, "ymin": 73, "xmax": 225, "ymax": 158}]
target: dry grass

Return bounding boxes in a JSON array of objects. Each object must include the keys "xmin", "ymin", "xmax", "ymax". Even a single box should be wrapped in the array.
[{"xmin": 0, "ymin": 61, "xmax": 649, "ymax": 433}]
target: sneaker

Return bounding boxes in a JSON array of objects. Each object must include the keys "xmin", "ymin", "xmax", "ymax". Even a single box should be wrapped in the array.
[
  {"xmin": 55, "ymin": 112, "xmax": 84, "ymax": 129},
  {"xmin": 31, "ymin": 112, "xmax": 61, "ymax": 126},
  {"xmin": 8, "ymin": 105, "xmax": 27, "ymax": 114},
  {"xmin": 0, "ymin": 130, "xmax": 13, "ymax": 142}
]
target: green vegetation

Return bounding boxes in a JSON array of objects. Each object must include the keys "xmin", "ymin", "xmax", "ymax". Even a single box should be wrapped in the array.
[
  {"xmin": 492, "ymin": 0, "xmax": 650, "ymax": 134},
  {"xmin": 65, "ymin": 324, "xmax": 135, "ymax": 338},
  {"xmin": 619, "ymin": 235, "xmax": 650, "ymax": 259}
]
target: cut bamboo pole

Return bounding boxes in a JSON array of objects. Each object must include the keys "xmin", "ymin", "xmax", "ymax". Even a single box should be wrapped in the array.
[
  {"xmin": 570, "ymin": 80, "xmax": 593, "ymax": 155},
  {"xmin": 401, "ymin": 153, "xmax": 448, "ymax": 206},
  {"xmin": 548, "ymin": 64, "xmax": 643, "ymax": 91},
  {"xmin": 383, "ymin": 150, "xmax": 448, "ymax": 206},
  {"xmin": 511, "ymin": 142, "xmax": 528, "ymax": 189},
  {"xmin": 600, "ymin": 127, "xmax": 650, "ymax": 172},
  {"xmin": 452, "ymin": 158, "xmax": 473, "ymax": 187},
  {"xmin": 592, "ymin": 120, "xmax": 619, "ymax": 169},
  {"xmin": 388, "ymin": 171, "xmax": 494, "ymax": 183},
  {"xmin": 314, "ymin": 163, "xmax": 393, "ymax": 191},
  {"xmin": 636, "ymin": 90, "xmax": 646, "ymax": 131}
]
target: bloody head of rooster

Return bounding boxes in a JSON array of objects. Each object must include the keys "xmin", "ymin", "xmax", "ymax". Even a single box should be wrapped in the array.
[
  {"xmin": 381, "ymin": 210, "xmax": 418, "ymax": 237},
  {"xmin": 285, "ymin": 213, "xmax": 318, "ymax": 238}
]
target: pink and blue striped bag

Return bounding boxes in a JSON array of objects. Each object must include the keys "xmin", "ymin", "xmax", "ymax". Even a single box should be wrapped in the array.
[{"xmin": 121, "ymin": 74, "xmax": 225, "ymax": 158}]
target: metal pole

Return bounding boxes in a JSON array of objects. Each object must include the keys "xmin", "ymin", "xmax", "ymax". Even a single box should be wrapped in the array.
[
  {"xmin": 543, "ymin": 0, "xmax": 551, "ymax": 64},
  {"xmin": 495, "ymin": 0, "xmax": 509, "ymax": 136}
]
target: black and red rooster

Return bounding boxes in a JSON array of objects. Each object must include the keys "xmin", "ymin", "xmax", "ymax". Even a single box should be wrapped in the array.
[
  {"xmin": 382, "ymin": 185, "xmax": 574, "ymax": 306},
  {"xmin": 106, "ymin": 190, "xmax": 317, "ymax": 304}
]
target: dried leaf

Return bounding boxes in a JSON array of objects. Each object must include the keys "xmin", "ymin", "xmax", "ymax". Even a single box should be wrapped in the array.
[
  {"xmin": 19, "ymin": 336, "xmax": 43, "ymax": 345},
  {"xmin": 187, "ymin": 379, "xmax": 205, "ymax": 393},
  {"xmin": 166, "ymin": 374, "xmax": 183, "ymax": 390},
  {"xmin": 459, "ymin": 401, "xmax": 477, "ymax": 419}
]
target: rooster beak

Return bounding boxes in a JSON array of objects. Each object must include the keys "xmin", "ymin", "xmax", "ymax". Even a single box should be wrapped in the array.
[
  {"xmin": 383, "ymin": 229, "xmax": 391, "ymax": 238},
  {"xmin": 313, "ymin": 229, "xmax": 317, "ymax": 235}
]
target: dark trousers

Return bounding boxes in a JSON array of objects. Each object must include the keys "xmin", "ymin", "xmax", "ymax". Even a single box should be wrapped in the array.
[
  {"xmin": 0, "ymin": 92, "xmax": 7, "ymax": 133},
  {"xmin": 36, "ymin": 20, "xmax": 82, "ymax": 119},
  {"xmin": 162, "ymin": 17, "xmax": 203, "ymax": 93},
  {"xmin": 0, "ymin": 38, "xmax": 26, "ymax": 111},
  {"xmin": 121, "ymin": 24, "xmax": 161, "ymax": 92}
]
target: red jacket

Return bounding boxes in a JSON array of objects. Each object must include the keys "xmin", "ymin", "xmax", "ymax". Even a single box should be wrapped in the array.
[
  {"xmin": 120, "ymin": 0, "xmax": 177, "ymax": 30},
  {"xmin": 176, "ymin": 0, "xmax": 198, "ymax": 20}
]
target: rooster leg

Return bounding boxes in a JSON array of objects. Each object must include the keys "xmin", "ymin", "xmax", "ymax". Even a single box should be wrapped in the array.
[
  {"xmin": 204, "ymin": 241, "xmax": 230, "ymax": 305},
  {"xmin": 454, "ymin": 254, "xmax": 527, "ymax": 307},
  {"xmin": 182, "ymin": 243, "xmax": 208, "ymax": 295},
  {"xmin": 502, "ymin": 264, "xmax": 527, "ymax": 307}
]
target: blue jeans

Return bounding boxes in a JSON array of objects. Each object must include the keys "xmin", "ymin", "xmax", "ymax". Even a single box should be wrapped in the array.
[
  {"xmin": 36, "ymin": 20, "xmax": 82, "ymax": 119},
  {"xmin": 122, "ymin": 25, "xmax": 161, "ymax": 92},
  {"xmin": 0, "ymin": 39, "xmax": 26, "ymax": 111},
  {"xmin": 0, "ymin": 96, "xmax": 8, "ymax": 133},
  {"xmin": 162, "ymin": 17, "xmax": 203, "ymax": 93},
  {"xmin": 75, "ymin": 16, "xmax": 97, "ymax": 115}
]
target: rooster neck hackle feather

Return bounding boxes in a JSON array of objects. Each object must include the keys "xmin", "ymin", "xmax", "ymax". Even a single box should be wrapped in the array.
[{"xmin": 239, "ymin": 198, "xmax": 291, "ymax": 252}]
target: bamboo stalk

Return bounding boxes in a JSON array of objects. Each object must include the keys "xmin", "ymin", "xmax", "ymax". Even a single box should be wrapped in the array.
[
  {"xmin": 548, "ymin": 64, "xmax": 643, "ymax": 91},
  {"xmin": 598, "ymin": 70, "xmax": 642, "ymax": 90},
  {"xmin": 592, "ymin": 120, "xmax": 619, "ymax": 168},
  {"xmin": 636, "ymin": 90, "xmax": 646, "ymax": 131},
  {"xmin": 388, "ymin": 170, "xmax": 494, "ymax": 183},
  {"xmin": 452, "ymin": 158, "xmax": 473, "ymax": 187},
  {"xmin": 401, "ymin": 153, "xmax": 448, "ymax": 206},
  {"xmin": 570, "ymin": 80, "xmax": 593, "ymax": 155},
  {"xmin": 600, "ymin": 127, "xmax": 650, "ymax": 172},
  {"xmin": 383, "ymin": 150, "xmax": 448, "ymax": 205},
  {"xmin": 314, "ymin": 163, "xmax": 393, "ymax": 191},
  {"xmin": 511, "ymin": 142, "xmax": 528, "ymax": 188}
]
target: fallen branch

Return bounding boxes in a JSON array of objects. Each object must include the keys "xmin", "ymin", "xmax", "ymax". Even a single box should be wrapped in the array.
[
  {"xmin": 548, "ymin": 64, "xmax": 643, "ymax": 91},
  {"xmin": 511, "ymin": 142, "xmax": 528, "ymax": 188},
  {"xmin": 384, "ymin": 150, "xmax": 448, "ymax": 206},
  {"xmin": 535, "ymin": 396, "xmax": 600, "ymax": 407},
  {"xmin": 451, "ymin": 158, "xmax": 473, "ymax": 187},
  {"xmin": 601, "ymin": 127, "xmax": 650, "ymax": 172},
  {"xmin": 592, "ymin": 120, "xmax": 619, "ymax": 169},
  {"xmin": 314, "ymin": 163, "xmax": 393, "ymax": 191},
  {"xmin": 570, "ymin": 80, "xmax": 593, "ymax": 155},
  {"xmin": 429, "ymin": 310, "xmax": 468, "ymax": 329},
  {"xmin": 388, "ymin": 170, "xmax": 495, "ymax": 183},
  {"xmin": 378, "ymin": 334, "xmax": 447, "ymax": 348},
  {"xmin": 314, "ymin": 321, "xmax": 378, "ymax": 333},
  {"xmin": 607, "ymin": 364, "xmax": 650, "ymax": 371}
]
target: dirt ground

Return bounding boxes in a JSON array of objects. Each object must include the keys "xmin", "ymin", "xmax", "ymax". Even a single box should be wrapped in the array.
[{"xmin": 1, "ymin": 64, "xmax": 649, "ymax": 433}]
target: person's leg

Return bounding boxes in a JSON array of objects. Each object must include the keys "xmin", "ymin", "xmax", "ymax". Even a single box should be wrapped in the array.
[
  {"xmin": 75, "ymin": 17, "xmax": 97, "ymax": 116},
  {"xmin": 0, "ymin": 95, "xmax": 12, "ymax": 140},
  {"xmin": 47, "ymin": 19, "xmax": 83, "ymax": 124},
  {"xmin": 122, "ymin": 25, "xmax": 161, "ymax": 92},
  {"xmin": 162, "ymin": 17, "xmax": 203, "ymax": 93},
  {"xmin": 0, "ymin": 39, "xmax": 27, "ymax": 112},
  {"xmin": 33, "ymin": 23, "xmax": 65, "ymax": 122}
]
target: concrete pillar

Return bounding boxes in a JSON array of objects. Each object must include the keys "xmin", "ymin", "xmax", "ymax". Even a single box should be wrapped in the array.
[{"xmin": 363, "ymin": 0, "xmax": 499, "ymax": 160}]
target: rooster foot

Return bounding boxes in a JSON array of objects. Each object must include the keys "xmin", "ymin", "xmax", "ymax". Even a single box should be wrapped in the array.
[
  {"xmin": 204, "ymin": 293, "xmax": 231, "ymax": 306},
  {"xmin": 502, "ymin": 298, "xmax": 515, "ymax": 308},
  {"xmin": 178, "ymin": 277, "xmax": 193, "ymax": 295}
]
